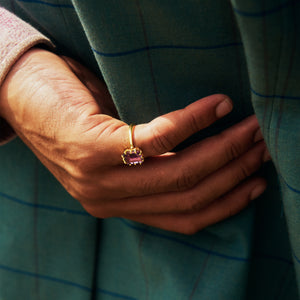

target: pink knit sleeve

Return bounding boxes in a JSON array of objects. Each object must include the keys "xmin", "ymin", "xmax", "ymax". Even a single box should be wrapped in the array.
[{"xmin": 0, "ymin": 7, "xmax": 54, "ymax": 144}]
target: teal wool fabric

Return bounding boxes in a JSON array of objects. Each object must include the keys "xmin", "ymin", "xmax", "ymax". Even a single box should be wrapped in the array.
[{"xmin": 0, "ymin": 0, "xmax": 299, "ymax": 299}]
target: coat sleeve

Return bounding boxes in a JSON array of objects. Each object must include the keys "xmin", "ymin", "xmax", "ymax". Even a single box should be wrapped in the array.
[{"xmin": 0, "ymin": 7, "xmax": 54, "ymax": 145}]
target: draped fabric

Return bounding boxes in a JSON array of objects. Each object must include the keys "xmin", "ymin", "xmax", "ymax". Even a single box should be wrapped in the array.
[{"xmin": 0, "ymin": 1, "xmax": 299, "ymax": 299}]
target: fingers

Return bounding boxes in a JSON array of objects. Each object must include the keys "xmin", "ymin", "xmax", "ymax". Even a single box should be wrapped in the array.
[
  {"xmin": 90, "ymin": 94, "xmax": 233, "ymax": 166},
  {"xmin": 135, "ymin": 94, "xmax": 233, "ymax": 157},
  {"xmin": 82, "ymin": 140, "xmax": 269, "ymax": 217},
  {"xmin": 88, "ymin": 115, "xmax": 263, "ymax": 200},
  {"xmin": 124, "ymin": 177, "xmax": 267, "ymax": 234}
]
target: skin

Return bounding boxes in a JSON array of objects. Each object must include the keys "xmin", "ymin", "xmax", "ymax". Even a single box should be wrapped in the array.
[{"xmin": 0, "ymin": 48, "xmax": 270, "ymax": 234}]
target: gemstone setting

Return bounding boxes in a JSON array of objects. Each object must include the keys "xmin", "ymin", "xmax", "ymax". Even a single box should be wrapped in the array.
[{"xmin": 122, "ymin": 147, "xmax": 144, "ymax": 166}]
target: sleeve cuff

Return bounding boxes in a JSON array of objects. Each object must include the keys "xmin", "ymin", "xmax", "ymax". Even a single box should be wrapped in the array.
[{"xmin": 0, "ymin": 7, "xmax": 55, "ymax": 144}]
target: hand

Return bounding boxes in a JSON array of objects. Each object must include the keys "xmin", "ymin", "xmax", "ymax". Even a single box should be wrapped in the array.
[{"xmin": 0, "ymin": 48, "xmax": 270, "ymax": 234}]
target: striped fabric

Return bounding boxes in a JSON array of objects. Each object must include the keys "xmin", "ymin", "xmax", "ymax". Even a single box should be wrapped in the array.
[{"xmin": 0, "ymin": 0, "xmax": 299, "ymax": 299}]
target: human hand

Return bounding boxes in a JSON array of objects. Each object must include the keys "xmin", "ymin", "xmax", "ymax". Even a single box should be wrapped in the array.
[{"xmin": 0, "ymin": 48, "xmax": 269, "ymax": 234}]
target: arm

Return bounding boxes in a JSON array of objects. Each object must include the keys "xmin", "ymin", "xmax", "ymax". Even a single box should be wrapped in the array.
[{"xmin": 0, "ymin": 7, "xmax": 53, "ymax": 144}]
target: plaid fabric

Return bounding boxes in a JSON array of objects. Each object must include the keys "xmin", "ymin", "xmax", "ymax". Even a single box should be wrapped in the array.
[{"xmin": 0, "ymin": 0, "xmax": 299, "ymax": 299}]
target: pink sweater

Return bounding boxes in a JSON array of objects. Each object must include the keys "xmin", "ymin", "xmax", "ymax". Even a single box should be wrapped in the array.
[{"xmin": 0, "ymin": 7, "xmax": 53, "ymax": 144}]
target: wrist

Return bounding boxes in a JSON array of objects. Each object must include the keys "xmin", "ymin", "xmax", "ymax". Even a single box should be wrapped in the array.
[
  {"xmin": 0, "ymin": 48, "xmax": 66, "ymax": 127},
  {"xmin": 0, "ymin": 48, "xmax": 43, "ymax": 118}
]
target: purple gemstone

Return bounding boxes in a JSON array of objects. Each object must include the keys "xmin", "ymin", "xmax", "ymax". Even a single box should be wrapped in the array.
[{"xmin": 122, "ymin": 148, "xmax": 144, "ymax": 165}]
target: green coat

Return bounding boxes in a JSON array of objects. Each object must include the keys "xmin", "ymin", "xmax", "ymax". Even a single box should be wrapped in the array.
[{"xmin": 0, "ymin": 0, "xmax": 299, "ymax": 299}]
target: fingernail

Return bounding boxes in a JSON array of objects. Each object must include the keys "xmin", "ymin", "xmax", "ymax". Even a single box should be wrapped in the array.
[
  {"xmin": 253, "ymin": 128, "xmax": 263, "ymax": 142},
  {"xmin": 216, "ymin": 98, "xmax": 233, "ymax": 118},
  {"xmin": 250, "ymin": 184, "xmax": 266, "ymax": 201}
]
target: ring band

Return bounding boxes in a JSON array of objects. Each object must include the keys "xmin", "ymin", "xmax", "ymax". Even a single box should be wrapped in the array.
[
  {"xmin": 128, "ymin": 123, "xmax": 134, "ymax": 149},
  {"xmin": 122, "ymin": 124, "xmax": 144, "ymax": 166}
]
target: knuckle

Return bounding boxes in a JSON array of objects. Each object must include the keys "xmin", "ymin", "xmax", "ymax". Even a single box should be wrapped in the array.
[
  {"xmin": 175, "ymin": 168, "xmax": 198, "ymax": 192},
  {"xmin": 151, "ymin": 126, "xmax": 174, "ymax": 154},
  {"xmin": 236, "ymin": 164, "xmax": 252, "ymax": 182},
  {"xmin": 185, "ymin": 108, "xmax": 202, "ymax": 133},
  {"xmin": 66, "ymin": 164, "xmax": 86, "ymax": 182},
  {"xmin": 72, "ymin": 155, "xmax": 95, "ymax": 176},
  {"xmin": 236, "ymin": 154, "xmax": 262, "ymax": 182},
  {"xmin": 64, "ymin": 145, "xmax": 98, "ymax": 175},
  {"xmin": 223, "ymin": 136, "xmax": 243, "ymax": 161},
  {"xmin": 176, "ymin": 195, "xmax": 205, "ymax": 213}
]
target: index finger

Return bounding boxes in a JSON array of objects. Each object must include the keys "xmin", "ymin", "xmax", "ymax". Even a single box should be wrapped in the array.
[
  {"xmin": 92, "ymin": 94, "xmax": 233, "ymax": 166},
  {"xmin": 135, "ymin": 94, "xmax": 233, "ymax": 157}
]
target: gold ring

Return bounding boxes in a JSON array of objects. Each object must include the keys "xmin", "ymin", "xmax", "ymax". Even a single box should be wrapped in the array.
[{"xmin": 121, "ymin": 124, "xmax": 144, "ymax": 166}]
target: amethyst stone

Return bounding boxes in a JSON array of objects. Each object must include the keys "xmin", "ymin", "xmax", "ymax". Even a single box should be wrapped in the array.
[{"xmin": 122, "ymin": 147, "xmax": 144, "ymax": 165}]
